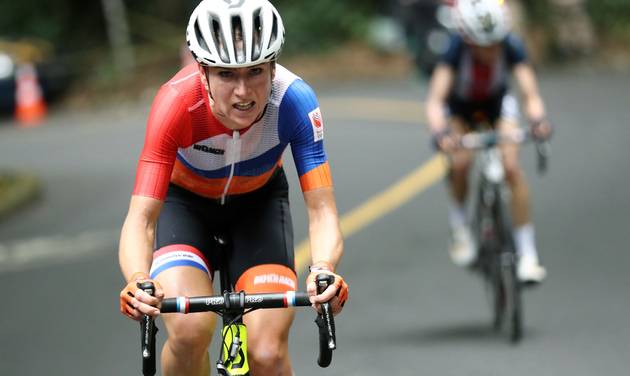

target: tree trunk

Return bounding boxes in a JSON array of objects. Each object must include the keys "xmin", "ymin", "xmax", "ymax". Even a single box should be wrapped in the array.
[{"xmin": 101, "ymin": 0, "xmax": 135, "ymax": 74}]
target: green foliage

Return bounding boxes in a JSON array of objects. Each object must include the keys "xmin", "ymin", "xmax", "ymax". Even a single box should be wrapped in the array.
[
  {"xmin": 272, "ymin": 0, "xmax": 380, "ymax": 55},
  {"xmin": 0, "ymin": 1, "xmax": 106, "ymax": 52},
  {"xmin": 523, "ymin": 0, "xmax": 630, "ymax": 39},
  {"xmin": 521, "ymin": 0, "xmax": 553, "ymax": 27},
  {"xmin": 1, "ymin": 0, "xmax": 381, "ymax": 56},
  {"xmin": 587, "ymin": 0, "xmax": 630, "ymax": 37}
]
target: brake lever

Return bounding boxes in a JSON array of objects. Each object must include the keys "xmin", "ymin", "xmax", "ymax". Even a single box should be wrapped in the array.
[
  {"xmin": 315, "ymin": 273, "xmax": 336, "ymax": 367},
  {"xmin": 138, "ymin": 281, "xmax": 158, "ymax": 376},
  {"xmin": 535, "ymin": 140, "xmax": 551, "ymax": 175}
]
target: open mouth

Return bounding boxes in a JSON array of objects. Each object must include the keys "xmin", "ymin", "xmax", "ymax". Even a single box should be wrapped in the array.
[{"xmin": 233, "ymin": 102, "xmax": 255, "ymax": 111}]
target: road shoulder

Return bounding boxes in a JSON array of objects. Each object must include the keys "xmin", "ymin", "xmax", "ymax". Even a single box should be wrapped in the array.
[{"xmin": 0, "ymin": 171, "xmax": 42, "ymax": 221}]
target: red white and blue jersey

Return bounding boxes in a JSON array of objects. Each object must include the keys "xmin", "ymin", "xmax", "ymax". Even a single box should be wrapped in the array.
[
  {"xmin": 133, "ymin": 64, "xmax": 332, "ymax": 202},
  {"xmin": 441, "ymin": 33, "xmax": 527, "ymax": 102}
]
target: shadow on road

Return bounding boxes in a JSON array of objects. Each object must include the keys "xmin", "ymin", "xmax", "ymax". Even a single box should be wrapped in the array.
[
  {"xmin": 361, "ymin": 321, "xmax": 542, "ymax": 347},
  {"xmin": 417, "ymin": 322, "xmax": 507, "ymax": 344}
]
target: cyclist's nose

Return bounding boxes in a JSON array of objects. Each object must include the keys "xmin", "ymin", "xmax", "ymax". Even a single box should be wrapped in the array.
[{"xmin": 234, "ymin": 77, "xmax": 249, "ymax": 97}]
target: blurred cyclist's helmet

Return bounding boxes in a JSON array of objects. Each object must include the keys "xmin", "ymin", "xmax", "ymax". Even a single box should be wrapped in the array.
[
  {"xmin": 186, "ymin": 0, "xmax": 284, "ymax": 68},
  {"xmin": 451, "ymin": 0, "xmax": 511, "ymax": 46}
]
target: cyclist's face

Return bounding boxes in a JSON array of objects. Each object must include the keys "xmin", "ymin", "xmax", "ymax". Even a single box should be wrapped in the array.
[{"xmin": 203, "ymin": 63, "xmax": 275, "ymax": 130}]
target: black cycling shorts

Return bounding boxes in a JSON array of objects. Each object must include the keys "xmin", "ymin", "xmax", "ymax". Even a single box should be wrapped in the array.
[
  {"xmin": 149, "ymin": 168, "xmax": 297, "ymax": 293},
  {"xmin": 447, "ymin": 93, "xmax": 519, "ymax": 129}
]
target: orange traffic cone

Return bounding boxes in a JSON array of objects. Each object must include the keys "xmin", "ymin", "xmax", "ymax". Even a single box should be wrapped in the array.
[{"xmin": 15, "ymin": 63, "xmax": 47, "ymax": 127}]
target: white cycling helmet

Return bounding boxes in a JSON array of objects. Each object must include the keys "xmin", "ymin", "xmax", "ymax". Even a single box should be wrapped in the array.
[
  {"xmin": 451, "ymin": 0, "xmax": 511, "ymax": 46},
  {"xmin": 186, "ymin": 0, "xmax": 285, "ymax": 68}
]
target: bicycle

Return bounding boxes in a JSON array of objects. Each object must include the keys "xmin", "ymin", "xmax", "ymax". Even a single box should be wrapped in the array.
[
  {"xmin": 137, "ymin": 233, "xmax": 337, "ymax": 375},
  {"xmin": 458, "ymin": 127, "xmax": 549, "ymax": 343}
]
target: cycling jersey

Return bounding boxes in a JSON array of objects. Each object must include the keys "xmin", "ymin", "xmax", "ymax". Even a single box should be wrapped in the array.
[
  {"xmin": 441, "ymin": 33, "xmax": 527, "ymax": 102},
  {"xmin": 133, "ymin": 63, "xmax": 332, "ymax": 203}
]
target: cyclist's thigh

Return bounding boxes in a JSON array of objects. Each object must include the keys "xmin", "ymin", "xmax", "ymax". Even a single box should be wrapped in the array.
[
  {"xmin": 153, "ymin": 185, "xmax": 217, "ymax": 339},
  {"xmin": 496, "ymin": 118, "xmax": 522, "ymax": 173},
  {"xmin": 449, "ymin": 116, "xmax": 474, "ymax": 172},
  {"xmin": 156, "ymin": 267, "xmax": 217, "ymax": 342}
]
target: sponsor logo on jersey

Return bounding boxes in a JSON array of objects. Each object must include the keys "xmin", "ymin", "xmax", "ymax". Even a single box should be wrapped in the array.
[
  {"xmin": 193, "ymin": 144, "xmax": 225, "ymax": 155},
  {"xmin": 308, "ymin": 107, "xmax": 324, "ymax": 142}
]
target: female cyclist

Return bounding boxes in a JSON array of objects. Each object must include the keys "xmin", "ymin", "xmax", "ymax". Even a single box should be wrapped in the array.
[
  {"xmin": 118, "ymin": 1, "xmax": 348, "ymax": 375},
  {"xmin": 426, "ymin": 0, "xmax": 552, "ymax": 283}
]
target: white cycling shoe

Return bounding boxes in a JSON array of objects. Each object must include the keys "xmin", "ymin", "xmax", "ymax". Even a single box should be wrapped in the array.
[
  {"xmin": 517, "ymin": 255, "xmax": 547, "ymax": 283},
  {"xmin": 449, "ymin": 225, "xmax": 477, "ymax": 267}
]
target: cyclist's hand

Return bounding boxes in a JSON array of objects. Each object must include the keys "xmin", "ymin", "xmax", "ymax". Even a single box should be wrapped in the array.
[
  {"xmin": 432, "ymin": 128, "xmax": 459, "ymax": 153},
  {"xmin": 306, "ymin": 267, "xmax": 348, "ymax": 316},
  {"xmin": 530, "ymin": 119, "xmax": 553, "ymax": 141},
  {"xmin": 119, "ymin": 272, "xmax": 164, "ymax": 321}
]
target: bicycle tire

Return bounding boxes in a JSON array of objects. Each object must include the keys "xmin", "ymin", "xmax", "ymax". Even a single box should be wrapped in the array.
[
  {"xmin": 495, "ymin": 188, "xmax": 523, "ymax": 344},
  {"xmin": 473, "ymin": 179, "xmax": 506, "ymax": 332},
  {"xmin": 501, "ymin": 263, "xmax": 522, "ymax": 343},
  {"xmin": 491, "ymin": 257, "xmax": 506, "ymax": 332}
]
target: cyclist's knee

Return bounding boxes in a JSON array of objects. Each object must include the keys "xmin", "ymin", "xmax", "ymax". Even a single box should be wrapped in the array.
[
  {"xmin": 165, "ymin": 314, "xmax": 215, "ymax": 357},
  {"xmin": 450, "ymin": 151, "xmax": 473, "ymax": 176},
  {"xmin": 504, "ymin": 161, "xmax": 524, "ymax": 185},
  {"xmin": 248, "ymin": 337, "xmax": 289, "ymax": 373},
  {"xmin": 450, "ymin": 163, "xmax": 471, "ymax": 185}
]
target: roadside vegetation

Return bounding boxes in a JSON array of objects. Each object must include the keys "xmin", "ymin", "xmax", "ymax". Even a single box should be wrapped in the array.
[{"xmin": 0, "ymin": 1, "xmax": 628, "ymax": 100}]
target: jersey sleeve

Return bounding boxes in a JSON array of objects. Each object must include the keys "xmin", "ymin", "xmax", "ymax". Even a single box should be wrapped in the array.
[
  {"xmin": 504, "ymin": 33, "xmax": 528, "ymax": 67},
  {"xmin": 278, "ymin": 79, "xmax": 332, "ymax": 192},
  {"xmin": 132, "ymin": 85, "xmax": 190, "ymax": 200},
  {"xmin": 440, "ymin": 34, "xmax": 464, "ymax": 68}
]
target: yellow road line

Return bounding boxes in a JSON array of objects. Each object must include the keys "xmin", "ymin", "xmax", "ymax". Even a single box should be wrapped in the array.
[{"xmin": 295, "ymin": 154, "xmax": 448, "ymax": 271}]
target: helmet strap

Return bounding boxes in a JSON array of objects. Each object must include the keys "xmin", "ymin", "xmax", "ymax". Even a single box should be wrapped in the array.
[{"xmin": 199, "ymin": 65, "xmax": 215, "ymax": 102}]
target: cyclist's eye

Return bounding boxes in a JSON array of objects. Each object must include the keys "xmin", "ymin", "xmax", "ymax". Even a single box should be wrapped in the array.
[
  {"xmin": 218, "ymin": 71, "xmax": 234, "ymax": 78},
  {"xmin": 249, "ymin": 67, "xmax": 263, "ymax": 76}
]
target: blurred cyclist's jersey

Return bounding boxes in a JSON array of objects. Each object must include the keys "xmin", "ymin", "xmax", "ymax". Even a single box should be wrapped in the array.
[
  {"xmin": 133, "ymin": 64, "xmax": 331, "ymax": 202},
  {"xmin": 441, "ymin": 33, "xmax": 527, "ymax": 102}
]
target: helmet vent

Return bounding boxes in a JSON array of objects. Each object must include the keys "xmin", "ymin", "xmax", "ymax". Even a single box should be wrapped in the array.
[
  {"xmin": 231, "ymin": 16, "xmax": 246, "ymax": 64},
  {"xmin": 211, "ymin": 17, "xmax": 230, "ymax": 63},
  {"xmin": 194, "ymin": 20, "xmax": 209, "ymax": 56},
  {"xmin": 251, "ymin": 8, "xmax": 262, "ymax": 61},
  {"xmin": 268, "ymin": 13, "xmax": 278, "ymax": 49}
]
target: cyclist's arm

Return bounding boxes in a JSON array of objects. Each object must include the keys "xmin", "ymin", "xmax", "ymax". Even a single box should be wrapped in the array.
[
  {"xmin": 281, "ymin": 77, "xmax": 347, "ymax": 309},
  {"xmin": 119, "ymin": 195, "xmax": 163, "ymax": 281},
  {"xmin": 303, "ymin": 187, "xmax": 348, "ymax": 313},
  {"xmin": 426, "ymin": 63, "xmax": 454, "ymax": 134},
  {"xmin": 119, "ymin": 195, "xmax": 164, "ymax": 319},
  {"xmin": 303, "ymin": 187, "xmax": 343, "ymax": 271},
  {"xmin": 119, "ymin": 83, "xmax": 184, "ymax": 319},
  {"xmin": 513, "ymin": 63, "xmax": 546, "ymax": 122}
]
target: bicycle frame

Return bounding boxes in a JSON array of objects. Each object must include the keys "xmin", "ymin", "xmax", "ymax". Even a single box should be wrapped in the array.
[
  {"xmin": 471, "ymin": 144, "xmax": 522, "ymax": 342},
  {"xmin": 462, "ymin": 128, "xmax": 548, "ymax": 343},
  {"xmin": 214, "ymin": 234, "xmax": 249, "ymax": 375}
]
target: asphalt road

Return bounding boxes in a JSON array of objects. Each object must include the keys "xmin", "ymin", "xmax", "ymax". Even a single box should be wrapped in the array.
[{"xmin": 0, "ymin": 67, "xmax": 629, "ymax": 375}]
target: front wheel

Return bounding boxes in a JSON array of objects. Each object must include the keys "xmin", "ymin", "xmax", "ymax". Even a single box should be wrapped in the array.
[
  {"xmin": 491, "ymin": 263, "xmax": 505, "ymax": 332},
  {"xmin": 500, "ymin": 252, "xmax": 523, "ymax": 343},
  {"xmin": 495, "ymin": 185, "xmax": 523, "ymax": 343}
]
